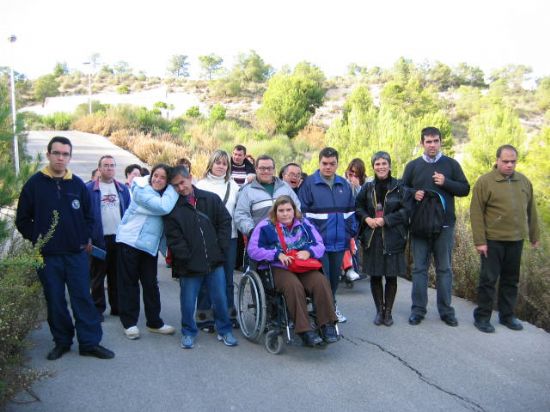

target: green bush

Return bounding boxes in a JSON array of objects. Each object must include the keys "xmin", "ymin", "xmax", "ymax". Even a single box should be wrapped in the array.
[
  {"xmin": 41, "ymin": 112, "xmax": 74, "ymax": 130},
  {"xmin": 209, "ymin": 103, "xmax": 226, "ymax": 122},
  {"xmin": 116, "ymin": 85, "xmax": 130, "ymax": 94},
  {"xmin": 186, "ymin": 106, "xmax": 201, "ymax": 118},
  {"xmin": 0, "ymin": 212, "xmax": 57, "ymax": 406}
]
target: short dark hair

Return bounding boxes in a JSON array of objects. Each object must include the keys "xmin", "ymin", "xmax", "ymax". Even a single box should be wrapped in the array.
[
  {"xmin": 233, "ymin": 144, "xmax": 247, "ymax": 155},
  {"xmin": 496, "ymin": 144, "xmax": 518, "ymax": 158},
  {"xmin": 141, "ymin": 167, "xmax": 150, "ymax": 176},
  {"xmin": 149, "ymin": 163, "xmax": 171, "ymax": 185},
  {"xmin": 47, "ymin": 136, "xmax": 72, "ymax": 154},
  {"xmin": 175, "ymin": 158, "xmax": 192, "ymax": 173},
  {"xmin": 319, "ymin": 147, "xmax": 339, "ymax": 162},
  {"xmin": 279, "ymin": 162, "xmax": 301, "ymax": 179},
  {"xmin": 125, "ymin": 164, "xmax": 142, "ymax": 178},
  {"xmin": 255, "ymin": 154, "xmax": 275, "ymax": 168},
  {"xmin": 170, "ymin": 165, "xmax": 191, "ymax": 181},
  {"xmin": 98, "ymin": 155, "xmax": 115, "ymax": 168},
  {"xmin": 91, "ymin": 168, "xmax": 98, "ymax": 179},
  {"xmin": 421, "ymin": 127, "xmax": 441, "ymax": 143}
]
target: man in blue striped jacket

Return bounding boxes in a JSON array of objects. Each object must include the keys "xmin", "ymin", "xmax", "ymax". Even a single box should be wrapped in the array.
[{"xmin": 298, "ymin": 147, "xmax": 357, "ymax": 323}]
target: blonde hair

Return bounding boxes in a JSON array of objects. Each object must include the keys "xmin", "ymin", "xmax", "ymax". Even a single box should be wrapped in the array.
[{"xmin": 204, "ymin": 150, "xmax": 231, "ymax": 182}]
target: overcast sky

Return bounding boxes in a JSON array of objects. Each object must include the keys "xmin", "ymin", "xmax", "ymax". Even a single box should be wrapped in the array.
[{"xmin": 1, "ymin": 0, "xmax": 548, "ymax": 80}]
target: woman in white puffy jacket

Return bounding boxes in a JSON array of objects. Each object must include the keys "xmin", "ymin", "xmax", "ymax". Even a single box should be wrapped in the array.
[
  {"xmin": 116, "ymin": 163, "xmax": 179, "ymax": 340},
  {"xmin": 196, "ymin": 150, "xmax": 240, "ymax": 328}
]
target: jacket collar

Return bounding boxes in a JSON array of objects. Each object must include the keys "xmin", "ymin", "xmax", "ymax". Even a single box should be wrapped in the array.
[
  {"xmin": 312, "ymin": 170, "xmax": 346, "ymax": 186},
  {"xmin": 491, "ymin": 168, "xmax": 519, "ymax": 182},
  {"xmin": 41, "ymin": 166, "xmax": 73, "ymax": 180}
]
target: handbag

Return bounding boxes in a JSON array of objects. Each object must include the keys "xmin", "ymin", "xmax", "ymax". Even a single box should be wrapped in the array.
[{"xmin": 275, "ymin": 223, "xmax": 322, "ymax": 273}]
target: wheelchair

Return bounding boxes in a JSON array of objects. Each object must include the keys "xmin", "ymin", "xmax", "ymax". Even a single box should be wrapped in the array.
[{"xmin": 236, "ymin": 260, "xmax": 339, "ymax": 355}]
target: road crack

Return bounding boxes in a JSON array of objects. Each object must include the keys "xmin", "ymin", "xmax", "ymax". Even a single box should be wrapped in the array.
[{"xmin": 342, "ymin": 335, "xmax": 487, "ymax": 412}]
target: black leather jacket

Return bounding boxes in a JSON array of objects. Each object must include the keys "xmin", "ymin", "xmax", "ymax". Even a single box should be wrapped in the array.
[{"xmin": 355, "ymin": 177, "xmax": 410, "ymax": 255}]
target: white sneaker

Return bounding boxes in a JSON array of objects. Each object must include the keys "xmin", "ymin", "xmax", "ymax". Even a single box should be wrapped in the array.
[
  {"xmin": 335, "ymin": 306, "xmax": 347, "ymax": 323},
  {"xmin": 147, "ymin": 324, "xmax": 176, "ymax": 335},
  {"xmin": 345, "ymin": 268, "xmax": 360, "ymax": 282},
  {"xmin": 124, "ymin": 326, "xmax": 140, "ymax": 340}
]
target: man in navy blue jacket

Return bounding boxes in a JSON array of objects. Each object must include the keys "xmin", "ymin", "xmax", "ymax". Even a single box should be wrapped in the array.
[
  {"xmin": 16, "ymin": 136, "xmax": 114, "ymax": 361},
  {"xmin": 402, "ymin": 127, "xmax": 470, "ymax": 327},
  {"xmin": 299, "ymin": 147, "xmax": 357, "ymax": 323},
  {"xmin": 86, "ymin": 155, "xmax": 130, "ymax": 320}
]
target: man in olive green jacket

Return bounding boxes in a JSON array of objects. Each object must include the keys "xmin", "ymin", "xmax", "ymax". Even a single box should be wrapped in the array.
[{"xmin": 470, "ymin": 144, "xmax": 540, "ymax": 333}]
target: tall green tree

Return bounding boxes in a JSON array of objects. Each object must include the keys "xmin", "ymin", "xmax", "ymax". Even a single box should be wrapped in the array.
[
  {"xmin": 33, "ymin": 74, "xmax": 59, "ymax": 104},
  {"xmin": 198, "ymin": 54, "xmax": 223, "ymax": 80},
  {"xmin": 167, "ymin": 55, "xmax": 189, "ymax": 78},
  {"xmin": 463, "ymin": 103, "xmax": 526, "ymax": 182},
  {"xmin": 234, "ymin": 50, "xmax": 272, "ymax": 83}
]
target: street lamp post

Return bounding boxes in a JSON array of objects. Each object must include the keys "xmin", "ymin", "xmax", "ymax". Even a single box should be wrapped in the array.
[
  {"xmin": 8, "ymin": 35, "xmax": 19, "ymax": 176},
  {"xmin": 83, "ymin": 61, "xmax": 92, "ymax": 114}
]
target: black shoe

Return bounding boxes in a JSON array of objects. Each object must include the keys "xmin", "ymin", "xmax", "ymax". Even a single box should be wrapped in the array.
[
  {"xmin": 79, "ymin": 345, "xmax": 115, "ymax": 359},
  {"xmin": 46, "ymin": 345, "xmax": 70, "ymax": 361},
  {"xmin": 499, "ymin": 317, "xmax": 523, "ymax": 331},
  {"xmin": 300, "ymin": 331, "xmax": 324, "ymax": 348},
  {"xmin": 474, "ymin": 319, "xmax": 495, "ymax": 333},
  {"xmin": 383, "ymin": 310, "xmax": 394, "ymax": 327},
  {"xmin": 441, "ymin": 315, "xmax": 458, "ymax": 327},
  {"xmin": 321, "ymin": 324, "xmax": 339, "ymax": 344},
  {"xmin": 408, "ymin": 314, "xmax": 424, "ymax": 325},
  {"xmin": 373, "ymin": 311, "xmax": 384, "ymax": 326}
]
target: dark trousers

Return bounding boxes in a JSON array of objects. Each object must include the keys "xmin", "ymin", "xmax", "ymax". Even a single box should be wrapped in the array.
[
  {"xmin": 90, "ymin": 235, "xmax": 118, "ymax": 315},
  {"xmin": 410, "ymin": 226, "xmax": 455, "ymax": 317},
  {"xmin": 272, "ymin": 268, "xmax": 337, "ymax": 333},
  {"xmin": 474, "ymin": 240, "xmax": 523, "ymax": 322},
  {"xmin": 321, "ymin": 251, "xmax": 345, "ymax": 300},
  {"xmin": 117, "ymin": 243, "xmax": 164, "ymax": 329},
  {"xmin": 38, "ymin": 252, "xmax": 102, "ymax": 349}
]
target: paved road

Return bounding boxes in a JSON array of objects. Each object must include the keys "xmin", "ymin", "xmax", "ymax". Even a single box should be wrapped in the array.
[{"xmin": 7, "ymin": 131, "xmax": 550, "ymax": 412}]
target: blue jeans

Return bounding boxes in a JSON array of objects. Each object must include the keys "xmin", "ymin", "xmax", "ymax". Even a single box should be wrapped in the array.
[
  {"xmin": 196, "ymin": 238, "xmax": 238, "ymax": 325},
  {"xmin": 321, "ymin": 250, "xmax": 345, "ymax": 300},
  {"xmin": 410, "ymin": 226, "xmax": 456, "ymax": 317},
  {"xmin": 38, "ymin": 252, "xmax": 102, "ymax": 349},
  {"xmin": 179, "ymin": 266, "xmax": 232, "ymax": 337}
]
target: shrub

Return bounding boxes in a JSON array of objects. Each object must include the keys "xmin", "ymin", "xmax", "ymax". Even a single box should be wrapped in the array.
[
  {"xmin": 186, "ymin": 106, "xmax": 201, "ymax": 118},
  {"xmin": 41, "ymin": 112, "xmax": 73, "ymax": 130},
  {"xmin": 116, "ymin": 85, "xmax": 130, "ymax": 94},
  {"xmin": 209, "ymin": 103, "xmax": 226, "ymax": 122},
  {"xmin": 0, "ymin": 213, "xmax": 58, "ymax": 406}
]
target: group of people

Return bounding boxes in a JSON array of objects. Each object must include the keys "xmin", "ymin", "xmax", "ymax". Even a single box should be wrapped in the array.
[{"xmin": 16, "ymin": 126, "xmax": 540, "ymax": 359}]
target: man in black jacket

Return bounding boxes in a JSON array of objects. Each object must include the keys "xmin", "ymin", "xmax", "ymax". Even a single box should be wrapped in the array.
[
  {"xmin": 402, "ymin": 127, "xmax": 470, "ymax": 327},
  {"xmin": 164, "ymin": 166, "xmax": 238, "ymax": 349}
]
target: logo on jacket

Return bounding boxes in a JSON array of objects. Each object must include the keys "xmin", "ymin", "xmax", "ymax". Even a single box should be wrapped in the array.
[{"xmin": 72, "ymin": 199, "xmax": 81, "ymax": 209}]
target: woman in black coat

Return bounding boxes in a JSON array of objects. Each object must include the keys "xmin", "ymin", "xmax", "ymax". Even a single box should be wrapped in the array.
[{"xmin": 356, "ymin": 152, "xmax": 409, "ymax": 326}]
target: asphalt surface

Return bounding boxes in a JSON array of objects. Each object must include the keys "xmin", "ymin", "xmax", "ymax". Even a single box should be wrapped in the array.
[{"xmin": 7, "ymin": 131, "xmax": 550, "ymax": 412}]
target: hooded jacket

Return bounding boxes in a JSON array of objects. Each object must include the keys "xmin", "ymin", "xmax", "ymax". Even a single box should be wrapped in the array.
[
  {"xmin": 16, "ymin": 167, "xmax": 93, "ymax": 255},
  {"xmin": 115, "ymin": 176, "xmax": 178, "ymax": 256}
]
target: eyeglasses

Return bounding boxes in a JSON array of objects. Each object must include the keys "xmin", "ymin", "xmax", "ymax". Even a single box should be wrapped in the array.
[
  {"xmin": 50, "ymin": 151, "xmax": 71, "ymax": 158},
  {"xmin": 285, "ymin": 173, "xmax": 300, "ymax": 179},
  {"xmin": 257, "ymin": 166, "xmax": 274, "ymax": 172}
]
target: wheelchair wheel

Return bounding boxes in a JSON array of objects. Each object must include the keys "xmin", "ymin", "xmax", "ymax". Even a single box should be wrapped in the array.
[
  {"xmin": 237, "ymin": 270, "xmax": 267, "ymax": 342},
  {"xmin": 265, "ymin": 330, "xmax": 284, "ymax": 355}
]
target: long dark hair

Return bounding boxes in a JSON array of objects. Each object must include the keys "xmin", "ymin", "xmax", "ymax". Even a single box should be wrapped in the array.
[{"xmin": 149, "ymin": 163, "xmax": 172, "ymax": 190}]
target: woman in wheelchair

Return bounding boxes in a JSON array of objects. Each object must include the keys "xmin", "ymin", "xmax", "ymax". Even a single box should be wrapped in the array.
[{"xmin": 247, "ymin": 196, "xmax": 339, "ymax": 347}]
